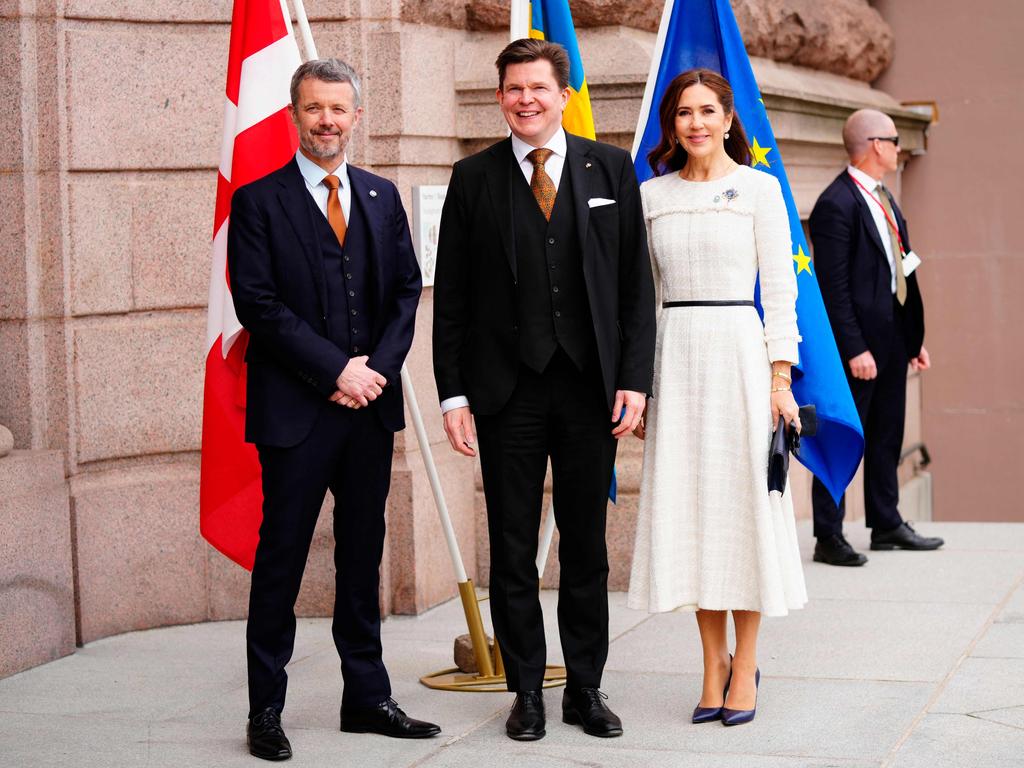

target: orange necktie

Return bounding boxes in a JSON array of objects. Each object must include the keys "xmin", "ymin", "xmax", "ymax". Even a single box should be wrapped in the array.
[
  {"xmin": 322, "ymin": 174, "xmax": 347, "ymax": 246},
  {"xmin": 527, "ymin": 148, "xmax": 556, "ymax": 221}
]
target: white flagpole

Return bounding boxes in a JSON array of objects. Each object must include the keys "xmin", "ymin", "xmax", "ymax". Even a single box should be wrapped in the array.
[
  {"xmin": 289, "ymin": 0, "xmax": 319, "ymax": 59},
  {"xmin": 510, "ymin": 0, "xmax": 531, "ymax": 40},
  {"xmin": 631, "ymin": 0, "xmax": 674, "ymax": 159}
]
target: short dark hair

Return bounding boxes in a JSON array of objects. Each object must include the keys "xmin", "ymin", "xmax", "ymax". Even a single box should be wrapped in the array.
[
  {"xmin": 647, "ymin": 68, "xmax": 751, "ymax": 176},
  {"xmin": 495, "ymin": 38, "xmax": 570, "ymax": 91}
]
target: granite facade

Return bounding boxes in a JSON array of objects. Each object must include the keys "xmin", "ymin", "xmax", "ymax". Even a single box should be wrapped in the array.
[{"xmin": 2, "ymin": 0, "xmax": 964, "ymax": 683}]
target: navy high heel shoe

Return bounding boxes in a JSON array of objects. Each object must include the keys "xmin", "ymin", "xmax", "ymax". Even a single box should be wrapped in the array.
[
  {"xmin": 721, "ymin": 668, "xmax": 760, "ymax": 726},
  {"xmin": 692, "ymin": 657, "xmax": 732, "ymax": 724}
]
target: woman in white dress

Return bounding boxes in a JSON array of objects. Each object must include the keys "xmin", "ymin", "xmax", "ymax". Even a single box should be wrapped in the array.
[{"xmin": 627, "ymin": 69, "xmax": 807, "ymax": 726}]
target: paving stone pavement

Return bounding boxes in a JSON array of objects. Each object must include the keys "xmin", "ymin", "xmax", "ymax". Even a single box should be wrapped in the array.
[{"xmin": 1, "ymin": 522, "xmax": 1022, "ymax": 767}]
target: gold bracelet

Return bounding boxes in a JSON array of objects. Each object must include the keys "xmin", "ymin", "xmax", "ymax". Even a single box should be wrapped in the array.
[
  {"xmin": 772, "ymin": 386, "xmax": 791, "ymax": 393},
  {"xmin": 772, "ymin": 370, "xmax": 792, "ymax": 383}
]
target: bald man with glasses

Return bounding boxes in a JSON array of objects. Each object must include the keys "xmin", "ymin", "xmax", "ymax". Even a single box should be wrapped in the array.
[{"xmin": 809, "ymin": 109, "xmax": 943, "ymax": 567}]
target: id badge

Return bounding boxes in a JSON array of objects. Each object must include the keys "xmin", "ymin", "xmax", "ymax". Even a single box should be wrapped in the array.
[{"xmin": 902, "ymin": 250, "xmax": 922, "ymax": 276}]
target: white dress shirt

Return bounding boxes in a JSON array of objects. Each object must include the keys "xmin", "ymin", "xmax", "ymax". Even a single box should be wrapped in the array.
[
  {"xmin": 295, "ymin": 149, "xmax": 351, "ymax": 224},
  {"xmin": 847, "ymin": 165, "xmax": 897, "ymax": 294},
  {"xmin": 440, "ymin": 128, "xmax": 570, "ymax": 415},
  {"xmin": 511, "ymin": 127, "xmax": 567, "ymax": 191}
]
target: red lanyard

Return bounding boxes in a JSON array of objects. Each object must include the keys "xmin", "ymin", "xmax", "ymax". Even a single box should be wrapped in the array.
[{"xmin": 848, "ymin": 172, "xmax": 905, "ymax": 256}]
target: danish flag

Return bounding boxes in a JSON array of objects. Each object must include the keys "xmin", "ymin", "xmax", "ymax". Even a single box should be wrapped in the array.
[{"xmin": 200, "ymin": 0, "xmax": 301, "ymax": 569}]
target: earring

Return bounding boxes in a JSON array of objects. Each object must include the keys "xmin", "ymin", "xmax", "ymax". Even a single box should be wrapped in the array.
[{"xmin": 724, "ymin": 131, "xmax": 730, "ymax": 139}]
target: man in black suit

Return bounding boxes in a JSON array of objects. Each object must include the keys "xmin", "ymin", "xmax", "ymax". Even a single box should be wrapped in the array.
[
  {"xmin": 432, "ymin": 39, "xmax": 655, "ymax": 741},
  {"xmin": 228, "ymin": 59, "xmax": 438, "ymax": 760},
  {"xmin": 810, "ymin": 108, "xmax": 943, "ymax": 567}
]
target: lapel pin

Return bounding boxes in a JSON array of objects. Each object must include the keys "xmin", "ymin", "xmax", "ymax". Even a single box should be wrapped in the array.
[
  {"xmin": 585, "ymin": 162, "xmax": 592, "ymax": 168},
  {"xmin": 369, "ymin": 189, "xmax": 378, "ymax": 198}
]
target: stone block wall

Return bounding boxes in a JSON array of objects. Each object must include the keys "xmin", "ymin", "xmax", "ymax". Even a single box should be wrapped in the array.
[{"xmin": 1, "ymin": 0, "xmax": 935, "ymax": 679}]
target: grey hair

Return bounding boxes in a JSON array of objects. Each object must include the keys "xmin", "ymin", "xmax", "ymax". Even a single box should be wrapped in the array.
[{"xmin": 290, "ymin": 58, "xmax": 362, "ymax": 108}]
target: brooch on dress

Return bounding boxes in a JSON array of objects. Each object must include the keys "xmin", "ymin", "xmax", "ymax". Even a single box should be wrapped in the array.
[{"xmin": 713, "ymin": 188, "xmax": 739, "ymax": 204}]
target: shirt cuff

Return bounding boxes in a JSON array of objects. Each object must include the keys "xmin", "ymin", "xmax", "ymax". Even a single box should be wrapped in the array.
[{"xmin": 440, "ymin": 396, "xmax": 470, "ymax": 414}]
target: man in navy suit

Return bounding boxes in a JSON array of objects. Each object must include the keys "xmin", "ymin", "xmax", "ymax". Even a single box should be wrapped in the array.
[
  {"xmin": 228, "ymin": 59, "xmax": 437, "ymax": 761},
  {"xmin": 810, "ymin": 108, "xmax": 943, "ymax": 567}
]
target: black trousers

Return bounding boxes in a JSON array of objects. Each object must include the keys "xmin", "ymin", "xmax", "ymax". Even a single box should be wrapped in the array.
[
  {"xmin": 812, "ymin": 302, "xmax": 907, "ymax": 538},
  {"xmin": 247, "ymin": 405, "xmax": 394, "ymax": 717},
  {"xmin": 475, "ymin": 349, "xmax": 618, "ymax": 692}
]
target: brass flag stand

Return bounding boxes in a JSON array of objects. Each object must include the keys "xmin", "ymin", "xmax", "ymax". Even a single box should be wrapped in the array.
[{"xmin": 401, "ymin": 368, "xmax": 566, "ymax": 692}]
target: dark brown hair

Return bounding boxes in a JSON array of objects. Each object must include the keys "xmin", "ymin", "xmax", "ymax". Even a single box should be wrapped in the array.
[
  {"xmin": 647, "ymin": 68, "xmax": 751, "ymax": 176},
  {"xmin": 495, "ymin": 38, "xmax": 570, "ymax": 91}
]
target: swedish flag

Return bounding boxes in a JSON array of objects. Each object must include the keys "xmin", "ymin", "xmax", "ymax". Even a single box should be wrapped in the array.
[{"xmin": 528, "ymin": 0, "xmax": 596, "ymax": 140}]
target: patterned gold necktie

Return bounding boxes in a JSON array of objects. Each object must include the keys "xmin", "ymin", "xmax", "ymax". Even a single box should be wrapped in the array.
[
  {"xmin": 527, "ymin": 148, "xmax": 556, "ymax": 221},
  {"xmin": 322, "ymin": 174, "xmax": 347, "ymax": 247},
  {"xmin": 876, "ymin": 183, "xmax": 907, "ymax": 305}
]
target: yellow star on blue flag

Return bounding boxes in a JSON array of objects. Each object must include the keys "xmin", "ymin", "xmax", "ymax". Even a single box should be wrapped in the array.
[
  {"xmin": 793, "ymin": 244, "xmax": 812, "ymax": 275},
  {"xmin": 750, "ymin": 137, "xmax": 772, "ymax": 168}
]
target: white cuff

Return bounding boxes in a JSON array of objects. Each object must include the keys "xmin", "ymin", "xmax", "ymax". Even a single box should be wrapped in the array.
[{"xmin": 440, "ymin": 396, "xmax": 470, "ymax": 414}]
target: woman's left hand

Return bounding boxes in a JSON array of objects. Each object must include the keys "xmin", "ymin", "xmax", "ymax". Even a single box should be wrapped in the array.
[{"xmin": 771, "ymin": 389, "xmax": 801, "ymax": 433}]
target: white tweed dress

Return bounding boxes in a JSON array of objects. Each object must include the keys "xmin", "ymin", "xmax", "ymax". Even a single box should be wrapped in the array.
[{"xmin": 627, "ymin": 165, "xmax": 808, "ymax": 617}]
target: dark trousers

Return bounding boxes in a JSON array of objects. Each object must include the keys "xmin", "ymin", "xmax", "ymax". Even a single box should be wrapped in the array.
[
  {"xmin": 247, "ymin": 405, "xmax": 394, "ymax": 717},
  {"xmin": 812, "ymin": 302, "xmax": 907, "ymax": 538},
  {"xmin": 475, "ymin": 349, "xmax": 618, "ymax": 693}
]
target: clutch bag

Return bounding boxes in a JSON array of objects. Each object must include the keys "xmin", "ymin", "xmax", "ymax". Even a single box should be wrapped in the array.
[{"xmin": 767, "ymin": 404, "xmax": 818, "ymax": 494}]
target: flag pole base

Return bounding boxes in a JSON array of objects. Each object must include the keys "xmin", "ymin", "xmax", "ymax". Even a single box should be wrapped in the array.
[
  {"xmin": 419, "ymin": 578, "xmax": 567, "ymax": 692},
  {"xmin": 419, "ymin": 666, "xmax": 567, "ymax": 693}
]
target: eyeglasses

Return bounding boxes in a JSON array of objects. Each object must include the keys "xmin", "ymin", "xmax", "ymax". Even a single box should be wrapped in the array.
[{"xmin": 869, "ymin": 135, "xmax": 900, "ymax": 147}]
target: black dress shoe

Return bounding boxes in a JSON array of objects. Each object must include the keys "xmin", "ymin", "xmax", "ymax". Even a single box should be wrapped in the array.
[
  {"xmin": 870, "ymin": 521, "xmax": 944, "ymax": 551},
  {"xmin": 340, "ymin": 697, "xmax": 441, "ymax": 739},
  {"xmin": 814, "ymin": 534, "xmax": 868, "ymax": 566},
  {"xmin": 247, "ymin": 707, "xmax": 292, "ymax": 761},
  {"xmin": 561, "ymin": 688, "xmax": 623, "ymax": 738},
  {"xmin": 506, "ymin": 690, "xmax": 546, "ymax": 741}
]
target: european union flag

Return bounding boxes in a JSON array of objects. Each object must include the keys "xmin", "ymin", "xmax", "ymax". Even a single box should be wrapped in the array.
[
  {"xmin": 528, "ymin": 0, "xmax": 596, "ymax": 140},
  {"xmin": 631, "ymin": 0, "xmax": 864, "ymax": 502}
]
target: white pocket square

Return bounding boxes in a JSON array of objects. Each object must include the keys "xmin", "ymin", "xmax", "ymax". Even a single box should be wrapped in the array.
[{"xmin": 588, "ymin": 197, "xmax": 616, "ymax": 208}]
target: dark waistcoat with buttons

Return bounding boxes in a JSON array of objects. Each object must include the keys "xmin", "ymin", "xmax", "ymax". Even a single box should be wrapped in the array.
[
  {"xmin": 512, "ymin": 161, "xmax": 595, "ymax": 373},
  {"xmin": 309, "ymin": 189, "xmax": 375, "ymax": 356}
]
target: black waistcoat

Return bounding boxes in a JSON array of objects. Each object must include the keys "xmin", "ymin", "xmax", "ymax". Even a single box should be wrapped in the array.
[
  {"xmin": 512, "ymin": 162, "xmax": 595, "ymax": 373},
  {"xmin": 310, "ymin": 190, "xmax": 375, "ymax": 357}
]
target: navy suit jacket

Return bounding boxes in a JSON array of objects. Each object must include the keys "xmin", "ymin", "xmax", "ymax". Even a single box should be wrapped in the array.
[
  {"xmin": 432, "ymin": 133, "xmax": 656, "ymax": 415},
  {"xmin": 228, "ymin": 157, "xmax": 421, "ymax": 447},
  {"xmin": 809, "ymin": 171, "xmax": 924, "ymax": 364}
]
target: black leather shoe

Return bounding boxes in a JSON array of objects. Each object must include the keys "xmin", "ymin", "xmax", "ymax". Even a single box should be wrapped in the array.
[
  {"xmin": 506, "ymin": 690, "xmax": 546, "ymax": 741},
  {"xmin": 814, "ymin": 534, "xmax": 868, "ymax": 566},
  {"xmin": 247, "ymin": 707, "xmax": 292, "ymax": 761},
  {"xmin": 870, "ymin": 521, "xmax": 944, "ymax": 551},
  {"xmin": 340, "ymin": 697, "xmax": 441, "ymax": 739},
  {"xmin": 561, "ymin": 688, "xmax": 623, "ymax": 738}
]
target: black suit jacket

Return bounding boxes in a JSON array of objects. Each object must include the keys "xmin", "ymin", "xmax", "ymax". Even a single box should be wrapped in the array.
[
  {"xmin": 228, "ymin": 158, "xmax": 421, "ymax": 447},
  {"xmin": 809, "ymin": 171, "xmax": 924, "ymax": 363},
  {"xmin": 432, "ymin": 133, "xmax": 656, "ymax": 415}
]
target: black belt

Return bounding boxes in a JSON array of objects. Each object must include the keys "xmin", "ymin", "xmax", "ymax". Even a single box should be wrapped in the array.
[{"xmin": 662, "ymin": 300, "xmax": 755, "ymax": 308}]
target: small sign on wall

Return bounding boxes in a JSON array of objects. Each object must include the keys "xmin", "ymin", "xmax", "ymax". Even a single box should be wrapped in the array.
[{"xmin": 412, "ymin": 185, "xmax": 447, "ymax": 288}]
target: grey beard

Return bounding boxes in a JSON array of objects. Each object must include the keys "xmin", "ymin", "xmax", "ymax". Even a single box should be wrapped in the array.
[{"xmin": 300, "ymin": 134, "xmax": 342, "ymax": 160}]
